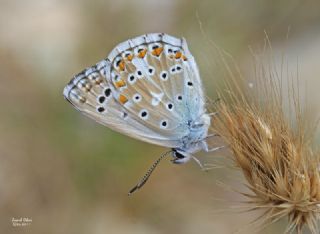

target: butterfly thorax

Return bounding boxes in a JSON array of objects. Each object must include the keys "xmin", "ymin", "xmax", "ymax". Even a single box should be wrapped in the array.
[{"xmin": 172, "ymin": 113, "xmax": 211, "ymax": 164}]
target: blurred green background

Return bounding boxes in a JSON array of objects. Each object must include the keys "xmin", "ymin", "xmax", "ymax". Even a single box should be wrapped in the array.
[{"xmin": 1, "ymin": 0, "xmax": 320, "ymax": 233}]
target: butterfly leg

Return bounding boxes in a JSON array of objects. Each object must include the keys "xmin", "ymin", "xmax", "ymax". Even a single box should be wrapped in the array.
[
  {"xmin": 207, "ymin": 145, "xmax": 225, "ymax": 152},
  {"xmin": 204, "ymin": 133, "xmax": 220, "ymax": 140},
  {"xmin": 199, "ymin": 112, "xmax": 218, "ymax": 120},
  {"xmin": 202, "ymin": 140, "xmax": 225, "ymax": 152},
  {"xmin": 191, "ymin": 156, "xmax": 208, "ymax": 171},
  {"xmin": 206, "ymin": 98, "xmax": 221, "ymax": 106},
  {"xmin": 208, "ymin": 112, "xmax": 218, "ymax": 117}
]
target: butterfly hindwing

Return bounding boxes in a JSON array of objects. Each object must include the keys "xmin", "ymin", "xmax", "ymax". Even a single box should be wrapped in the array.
[{"xmin": 63, "ymin": 65, "xmax": 179, "ymax": 147}]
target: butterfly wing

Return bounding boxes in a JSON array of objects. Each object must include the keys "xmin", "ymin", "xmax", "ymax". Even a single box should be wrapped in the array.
[
  {"xmin": 63, "ymin": 66, "xmax": 177, "ymax": 147},
  {"xmin": 63, "ymin": 33, "xmax": 207, "ymax": 148}
]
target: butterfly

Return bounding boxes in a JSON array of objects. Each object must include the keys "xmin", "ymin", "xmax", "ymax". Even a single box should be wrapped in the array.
[{"xmin": 63, "ymin": 33, "xmax": 221, "ymax": 194}]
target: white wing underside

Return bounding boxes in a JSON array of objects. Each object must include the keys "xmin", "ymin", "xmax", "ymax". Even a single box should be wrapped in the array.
[{"xmin": 63, "ymin": 33, "xmax": 207, "ymax": 148}]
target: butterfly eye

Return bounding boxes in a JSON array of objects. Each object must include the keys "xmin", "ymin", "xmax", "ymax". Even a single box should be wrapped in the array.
[
  {"xmin": 139, "ymin": 109, "xmax": 149, "ymax": 120},
  {"xmin": 160, "ymin": 120, "xmax": 168, "ymax": 129},
  {"xmin": 173, "ymin": 151, "xmax": 185, "ymax": 159},
  {"xmin": 133, "ymin": 93, "xmax": 142, "ymax": 103},
  {"xmin": 160, "ymin": 71, "xmax": 168, "ymax": 81}
]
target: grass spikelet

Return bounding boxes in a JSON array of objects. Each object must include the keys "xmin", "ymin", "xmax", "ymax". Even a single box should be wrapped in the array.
[{"xmin": 213, "ymin": 46, "xmax": 320, "ymax": 233}]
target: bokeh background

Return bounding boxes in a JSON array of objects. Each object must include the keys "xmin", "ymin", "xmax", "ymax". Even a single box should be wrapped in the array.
[{"xmin": 1, "ymin": 0, "xmax": 320, "ymax": 233}]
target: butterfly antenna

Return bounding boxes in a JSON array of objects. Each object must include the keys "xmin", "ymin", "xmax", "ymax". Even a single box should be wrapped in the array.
[{"xmin": 128, "ymin": 150, "xmax": 172, "ymax": 196}]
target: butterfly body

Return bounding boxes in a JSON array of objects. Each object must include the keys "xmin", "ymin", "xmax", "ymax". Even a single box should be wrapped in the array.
[{"xmin": 64, "ymin": 33, "xmax": 212, "ymax": 164}]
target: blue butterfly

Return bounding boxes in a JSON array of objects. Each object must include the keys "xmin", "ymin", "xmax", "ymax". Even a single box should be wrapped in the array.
[{"xmin": 63, "ymin": 33, "xmax": 221, "ymax": 194}]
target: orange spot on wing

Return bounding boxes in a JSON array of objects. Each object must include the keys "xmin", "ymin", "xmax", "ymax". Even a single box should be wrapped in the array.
[
  {"xmin": 138, "ymin": 49, "xmax": 147, "ymax": 58},
  {"xmin": 175, "ymin": 51, "xmax": 182, "ymax": 59},
  {"xmin": 119, "ymin": 94, "xmax": 128, "ymax": 104},
  {"xmin": 151, "ymin": 47, "xmax": 163, "ymax": 57},
  {"xmin": 126, "ymin": 54, "xmax": 133, "ymax": 61},
  {"xmin": 115, "ymin": 79, "xmax": 126, "ymax": 88},
  {"xmin": 182, "ymin": 55, "xmax": 188, "ymax": 61},
  {"xmin": 118, "ymin": 60, "xmax": 125, "ymax": 71}
]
